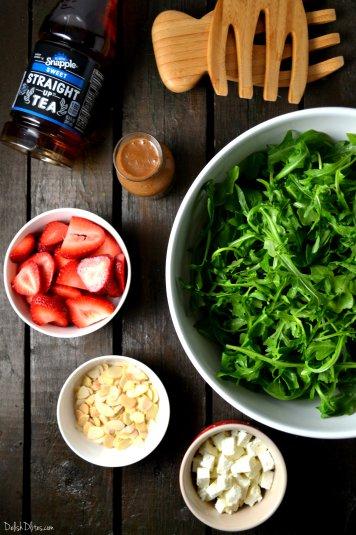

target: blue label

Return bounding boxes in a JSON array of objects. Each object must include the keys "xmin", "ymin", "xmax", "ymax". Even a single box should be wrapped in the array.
[{"xmin": 12, "ymin": 41, "xmax": 104, "ymax": 135}]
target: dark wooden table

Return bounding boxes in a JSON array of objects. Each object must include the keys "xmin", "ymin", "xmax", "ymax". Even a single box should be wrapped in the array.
[{"xmin": 0, "ymin": 1, "xmax": 355, "ymax": 534}]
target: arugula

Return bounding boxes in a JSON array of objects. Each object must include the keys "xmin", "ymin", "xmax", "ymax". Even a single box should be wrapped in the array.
[{"xmin": 184, "ymin": 130, "xmax": 356, "ymax": 418}]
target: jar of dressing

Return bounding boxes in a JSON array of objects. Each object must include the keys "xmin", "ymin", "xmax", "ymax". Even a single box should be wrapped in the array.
[{"xmin": 113, "ymin": 132, "xmax": 175, "ymax": 198}]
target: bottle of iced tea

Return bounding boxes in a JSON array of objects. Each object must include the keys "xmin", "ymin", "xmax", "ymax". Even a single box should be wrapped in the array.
[{"xmin": 1, "ymin": 0, "xmax": 117, "ymax": 167}]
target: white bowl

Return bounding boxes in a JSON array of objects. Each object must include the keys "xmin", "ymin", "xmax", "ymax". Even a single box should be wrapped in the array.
[
  {"xmin": 166, "ymin": 107, "xmax": 356, "ymax": 439},
  {"xmin": 4, "ymin": 208, "xmax": 131, "ymax": 338},
  {"xmin": 57, "ymin": 355, "xmax": 170, "ymax": 467},
  {"xmin": 180, "ymin": 421, "xmax": 287, "ymax": 531}
]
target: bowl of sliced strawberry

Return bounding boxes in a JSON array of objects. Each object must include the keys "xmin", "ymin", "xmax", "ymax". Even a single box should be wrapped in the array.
[{"xmin": 4, "ymin": 208, "xmax": 131, "ymax": 337}]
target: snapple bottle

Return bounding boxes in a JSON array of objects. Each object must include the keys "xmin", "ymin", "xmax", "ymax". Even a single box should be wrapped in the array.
[{"xmin": 1, "ymin": 0, "xmax": 117, "ymax": 167}]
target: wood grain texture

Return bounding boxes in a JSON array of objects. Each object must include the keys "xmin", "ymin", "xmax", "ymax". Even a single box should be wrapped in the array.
[
  {"xmin": 28, "ymin": 1, "xmax": 114, "ymax": 533},
  {"xmin": 120, "ymin": 1, "xmax": 207, "ymax": 534},
  {"xmin": 0, "ymin": 0, "xmax": 28, "ymax": 522}
]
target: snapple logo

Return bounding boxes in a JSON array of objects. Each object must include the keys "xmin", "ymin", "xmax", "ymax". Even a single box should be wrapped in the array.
[{"xmin": 45, "ymin": 52, "xmax": 77, "ymax": 70}]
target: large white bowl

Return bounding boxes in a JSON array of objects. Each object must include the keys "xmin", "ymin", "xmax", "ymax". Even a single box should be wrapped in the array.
[
  {"xmin": 4, "ymin": 208, "xmax": 131, "ymax": 338},
  {"xmin": 166, "ymin": 107, "xmax": 356, "ymax": 439}
]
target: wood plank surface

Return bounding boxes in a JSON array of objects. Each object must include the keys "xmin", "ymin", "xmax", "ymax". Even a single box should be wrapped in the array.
[
  {"xmin": 0, "ymin": 0, "xmax": 355, "ymax": 533},
  {"xmin": 120, "ymin": 1, "xmax": 208, "ymax": 533},
  {"xmin": 27, "ymin": 1, "xmax": 114, "ymax": 533},
  {"xmin": 0, "ymin": 0, "xmax": 28, "ymax": 523}
]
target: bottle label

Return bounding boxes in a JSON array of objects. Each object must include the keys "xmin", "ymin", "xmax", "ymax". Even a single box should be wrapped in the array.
[{"xmin": 12, "ymin": 42, "xmax": 104, "ymax": 135}]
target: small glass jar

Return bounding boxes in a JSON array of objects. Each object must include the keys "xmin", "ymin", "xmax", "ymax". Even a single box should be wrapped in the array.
[{"xmin": 113, "ymin": 132, "xmax": 175, "ymax": 198}]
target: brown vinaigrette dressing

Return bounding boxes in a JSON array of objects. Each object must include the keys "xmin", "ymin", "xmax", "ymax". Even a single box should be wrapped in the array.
[{"xmin": 114, "ymin": 133, "xmax": 175, "ymax": 198}]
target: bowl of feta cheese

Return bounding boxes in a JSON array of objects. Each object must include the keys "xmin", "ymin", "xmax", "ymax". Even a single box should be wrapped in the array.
[{"xmin": 179, "ymin": 421, "xmax": 287, "ymax": 531}]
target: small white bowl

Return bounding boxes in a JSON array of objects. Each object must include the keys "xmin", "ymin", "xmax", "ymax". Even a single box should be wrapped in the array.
[
  {"xmin": 57, "ymin": 355, "xmax": 170, "ymax": 467},
  {"xmin": 180, "ymin": 421, "xmax": 287, "ymax": 531},
  {"xmin": 3, "ymin": 207, "xmax": 131, "ymax": 338}
]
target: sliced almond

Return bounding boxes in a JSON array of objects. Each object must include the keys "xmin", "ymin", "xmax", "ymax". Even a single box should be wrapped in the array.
[
  {"xmin": 137, "ymin": 396, "xmax": 152, "ymax": 413},
  {"xmin": 86, "ymin": 394, "xmax": 95, "ymax": 406},
  {"xmin": 130, "ymin": 411, "xmax": 145, "ymax": 424},
  {"xmin": 89, "ymin": 406, "xmax": 99, "ymax": 418},
  {"xmin": 135, "ymin": 422, "xmax": 148, "ymax": 435},
  {"xmin": 83, "ymin": 422, "xmax": 93, "ymax": 435},
  {"xmin": 122, "ymin": 412, "xmax": 132, "ymax": 425},
  {"xmin": 79, "ymin": 403, "xmax": 89, "ymax": 415},
  {"xmin": 103, "ymin": 435, "xmax": 114, "ymax": 448},
  {"xmin": 113, "ymin": 437, "xmax": 132, "ymax": 450},
  {"xmin": 118, "ymin": 393, "xmax": 137, "ymax": 409},
  {"xmin": 92, "ymin": 380, "xmax": 101, "ymax": 391},
  {"xmin": 128, "ymin": 365, "xmax": 148, "ymax": 381},
  {"xmin": 87, "ymin": 366, "xmax": 102, "ymax": 380},
  {"xmin": 78, "ymin": 413, "xmax": 89, "ymax": 427},
  {"xmin": 127, "ymin": 384, "xmax": 149, "ymax": 398},
  {"xmin": 87, "ymin": 426, "xmax": 105, "ymax": 440},
  {"xmin": 83, "ymin": 376, "xmax": 92, "ymax": 388},
  {"xmin": 93, "ymin": 417, "xmax": 101, "ymax": 427},
  {"xmin": 77, "ymin": 386, "xmax": 91, "ymax": 399},
  {"xmin": 107, "ymin": 366, "xmax": 124, "ymax": 378},
  {"xmin": 150, "ymin": 386, "xmax": 159, "ymax": 403},
  {"xmin": 147, "ymin": 403, "xmax": 158, "ymax": 420},
  {"xmin": 96, "ymin": 401, "xmax": 115, "ymax": 418},
  {"xmin": 105, "ymin": 420, "xmax": 125, "ymax": 435},
  {"xmin": 123, "ymin": 380, "xmax": 137, "ymax": 392},
  {"xmin": 99, "ymin": 414, "xmax": 108, "ymax": 425}
]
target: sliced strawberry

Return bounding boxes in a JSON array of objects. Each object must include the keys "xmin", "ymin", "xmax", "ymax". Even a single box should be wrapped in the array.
[
  {"xmin": 30, "ymin": 294, "xmax": 69, "ymax": 327},
  {"xmin": 12, "ymin": 261, "xmax": 40, "ymax": 296},
  {"xmin": 105, "ymin": 275, "xmax": 122, "ymax": 298},
  {"xmin": 54, "ymin": 247, "xmax": 71, "ymax": 270},
  {"xmin": 26, "ymin": 296, "xmax": 34, "ymax": 304},
  {"xmin": 93, "ymin": 231, "xmax": 122, "ymax": 257},
  {"xmin": 22, "ymin": 252, "xmax": 55, "ymax": 293},
  {"xmin": 66, "ymin": 295, "xmax": 115, "ymax": 328},
  {"xmin": 39, "ymin": 221, "xmax": 68, "ymax": 251},
  {"xmin": 77, "ymin": 255, "xmax": 112, "ymax": 293},
  {"xmin": 60, "ymin": 217, "xmax": 105, "ymax": 259},
  {"xmin": 52, "ymin": 284, "xmax": 82, "ymax": 300},
  {"xmin": 56, "ymin": 260, "xmax": 88, "ymax": 290},
  {"xmin": 10, "ymin": 234, "xmax": 36, "ymax": 263},
  {"xmin": 114, "ymin": 254, "xmax": 126, "ymax": 295}
]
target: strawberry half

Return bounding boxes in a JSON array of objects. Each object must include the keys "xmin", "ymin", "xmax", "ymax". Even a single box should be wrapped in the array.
[
  {"xmin": 93, "ymin": 231, "xmax": 122, "ymax": 257},
  {"xmin": 66, "ymin": 295, "xmax": 115, "ymax": 328},
  {"xmin": 105, "ymin": 276, "xmax": 122, "ymax": 298},
  {"xmin": 52, "ymin": 284, "xmax": 82, "ymax": 300},
  {"xmin": 10, "ymin": 234, "xmax": 36, "ymax": 263},
  {"xmin": 30, "ymin": 294, "xmax": 69, "ymax": 327},
  {"xmin": 56, "ymin": 260, "xmax": 88, "ymax": 290},
  {"xmin": 60, "ymin": 217, "xmax": 105, "ymax": 259},
  {"xmin": 54, "ymin": 247, "xmax": 72, "ymax": 270},
  {"xmin": 22, "ymin": 252, "xmax": 55, "ymax": 293},
  {"xmin": 77, "ymin": 255, "xmax": 112, "ymax": 293},
  {"xmin": 114, "ymin": 254, "xmax": 126, "ymax": 295},
  {"xmin": 12, "ymin": 261, "xmax": 40, "ymax": 296},
  {"xmin": 39, "ymin": 221, "xmax": 68, "ymax": 250}
]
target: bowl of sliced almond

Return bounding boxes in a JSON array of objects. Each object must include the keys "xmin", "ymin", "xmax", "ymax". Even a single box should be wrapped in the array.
[{"xmin": 57, "ymin": 355, "xmax": 170, "ymax": 467}]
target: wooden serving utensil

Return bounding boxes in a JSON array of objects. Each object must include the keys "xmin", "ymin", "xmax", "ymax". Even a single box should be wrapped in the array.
[
  {"xmin": 152, "ymin": 8, "xmax": 344, "ymax": 103},
  {"xmin": 208, "ymin": 0, "xmax": 309, "ymax": 103}
]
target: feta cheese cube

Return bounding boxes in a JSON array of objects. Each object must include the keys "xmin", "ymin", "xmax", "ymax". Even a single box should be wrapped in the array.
[
  {"xmin": 231, "ymin": 455, "xmax": 253, "ymax": 475},
  {"xmin": 198, "ymin": 488, "xmax": 209, "ymax": 501},
  {"xmin": 217, "ymin": 454, "xmax": 233, "ymax": 475},
  {"xmin": 211, "ymin": 432, "xmax": 227, "ymax": 452},
  {"xmin": 248, "ymin": 457, "xmax": 262, "ymax": 480},
  {"xmin": 192, "ymin": 455, "xmax": 202, "ymax": 473},
  {"xmin": 258, "ymin": 449, "xmax": 275, "ymax": 472},
  {"xmin": 235, "ymin": 430, "xmax": 252, "ymax": 447},
  {"xmin": 226, "ymin": 445, "xmax": 245, "ymax": 461},
  {"xmin": 224, "ymin": 485, "xmax": 242, "ymax": 508},
  {"xmin": 220, "ymin": 436, "xmax": 235, "ymax": 456},
  {"xmin": 235, "ymin": 474, "xmax": 251, "ymax": 501},
  {"xmin": 199, "ymin": 439, "xmax": 218, "ymax": 457},
  {"xmin": 215, "ymin": 497, "xmax": 226, "ymax": 514},
  {"xmin": 260, "ymin": 470, "xmax": 274, "ymax": 490},
  {"xmin": 201, "ymin": 453, "xmax": 216, "ymax": 471},
  {"xmin": 206, "ymin": 475, "xmax": 229, "ymax": 500},
  {"xmin": 244, "ymin": 484, "xmax": 262, "ymax": 507},
  {"xmin": 196, "ymin": 467, "xmax": 210, "ymax": 489}
]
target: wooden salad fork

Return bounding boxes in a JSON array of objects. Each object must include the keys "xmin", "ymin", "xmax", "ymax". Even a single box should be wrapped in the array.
[
  {"xmin": 207, "ymin": 0, "xmax": 309, "ymax": 104},
  {"xmin": 152, "ymin": 8, "xmax": 343, "ymax": 101}
]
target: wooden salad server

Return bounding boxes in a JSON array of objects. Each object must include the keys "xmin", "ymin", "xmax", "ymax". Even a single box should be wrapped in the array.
[
  {"xmin": 152, "ymin": 8, "xmax": 344, "ymax": 102},
  {"xmin": 207, "ymin": 0, "xmax": 309, "ymax": 103}
]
